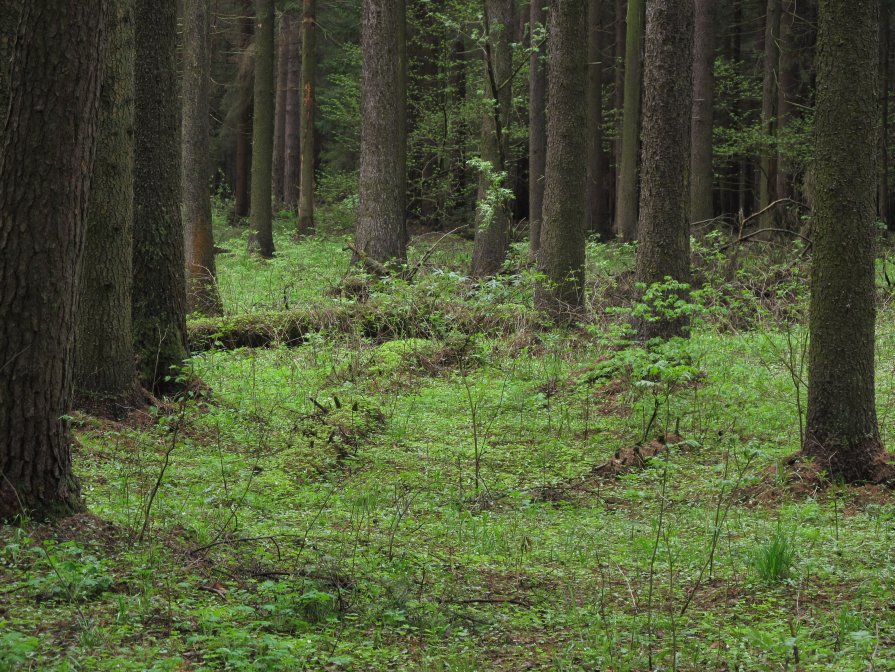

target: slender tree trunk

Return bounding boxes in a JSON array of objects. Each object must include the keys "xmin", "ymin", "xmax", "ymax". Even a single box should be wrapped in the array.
[
  {"xmin": 535, "ymin": 0, "xmax": 588, "ymax": 320},
  {"xmin": 613, "ymin": 0, "xmax": 625, "ymax": 226},
  {"xmin": 283, "ymin": 9, "xmax": 301, "ymax": 208},
  {"xmin": 881, "ymin": 4, "xmax": 891, "ymax": 229},
  {"xmin": 615, "ymin": 0, "xmax": 644, "ymax": 242},
  {"xmin": 234, "ymin": 0, "xmax": 254, "ymax": 219},
  {"xmin": 272, "ymin": 9, "xmax": 289, "ymax": 205},
  {"xmin": 758, "ymin": 0, "xmax": 780, "ymax": 230},
  {"xmin": 776, "ymin": 0, "xmax": 795, "ymax": 208},
  {"xmin": 470, "ymin": 0, "xmax": 514, "ymax": 277},
  {"xmin": 0, "ymin": 3, "xmax": 19, "ymax": 120},
  {"xmin": 587, "ymin": 0, "xmax": 610, "ymax": 239},
  {"xmin": 182, "ymin": 0, "xmax": 223, "ymax": 315},
  {"xmin": 635, "ymin": 0, "xmax": 693, "ymax": 340},
  {"xmin": 689, "ymin": 0, "xmax": 714, "ymax": 224},
  {"xmin": 805, "ymin": 0, "xmax": 884, "ymax": 482},
  {"xmin": 297, "ymin": 0, "xmax": 316, "ymax": 234},
  {"xmin": 529, "ymin": 0, "xmax": 547, "ymax": 260},
  {"xmin": 248, "ymin": 0, "xmax": 275, "ymax": 257},
  {"xmin": 75, "ymin": 0, "xmax": 141, "ymax": 415},
  {"xmin": 134, "ymin": 0, "xmax": 189, "ymax": 392},
  {"xmin": 0, "ymin": 1, "xmax": 108, "ymax": 521},
  {"xmin": 355, "ymin": 0, "xmax": 407, "ymax": 264}
]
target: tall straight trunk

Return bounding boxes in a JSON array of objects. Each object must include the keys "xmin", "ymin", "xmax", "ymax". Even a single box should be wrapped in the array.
[
  {"xmin": 75, "ymin": 0, "xmax": 140, "ymax": 414},
  {"xmin": 881, "ymin": 4, "xmax": 891, "ymax": 229},
  {"xmin": 529, "ymin": 0, "xmax": 547, "ymax": 260},
  {"xmin": 470, "ymin": 0, "xmax": 514, "ymax": 277},
  {"xmin": 182, "ymin": 0, "xmax": 222, "ymax": 315},
  {"xmin": 758, "ymin": 0, "xmax": 780, "ymax": 229},
  {"xmin": 234, "ymin": 0, "xmax": 254, "ymax": 219},
  {"xmin": 635, "ymin": 0, "xmax": 693, "ymax": 340},
  {"xmin": 587, "ymin": 0, "xmax": 610, "ymax": 239},
  {"xmin": 613, "ymin": 0, "xmax": 625, "ymax": 223},
  {"xmin": 0, "ymin": 3, "xmax": 19, "ymax": 120},
  {"xmin": 775, "ymin": 0, "xmax": 795, "ymax": 205},
  {"xmin": 355, "ymin": 0, "xmax": 407, "ymax": 264},
  {"xmin": 272, "ymin": 10, "xmax": 289, "ymax": 205},
  {"xmin": 248, "ymin": 0, "xmax": 275, "ymax": 257},
  {"xmin": 134, "ymin": 0, "xmax": 188, "ymax": 392},
  {"xmin": 615, "ymin": 0, "xmax": 644, "ymax": 242},
  {"xmin": 535, "ymin": 0, "xmax": 588, "ymax": 320},
  {"xmin": 283, "ymin": 9, "xmax": 301, "ymax": 207},
  {"xmin": 297, "ymin": 0, "xmax": 316, "ymax": 233},
  {"xmin": 805, "ymin": 0, "xmax": 884, "ymax": 482},
  {"xmin": 0, "ymin": 1, "xmax": 108, "ymax": 521},
  {"xmin": 689, "ymin": 0, "xmax": 715, "ymax": 224}
]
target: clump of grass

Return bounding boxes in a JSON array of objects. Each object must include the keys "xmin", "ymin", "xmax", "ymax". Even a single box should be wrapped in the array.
[{"xmin": 751, "ymin": 527, "xmax": 796, "ymax": 582}]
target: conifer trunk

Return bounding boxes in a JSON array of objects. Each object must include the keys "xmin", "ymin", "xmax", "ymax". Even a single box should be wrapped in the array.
[
  {"xmin": 273, "ymin": 10, "xmax": 289, "ymax": 205},
  {"xmin": 234, "ymin": 1, "xmax": 254, "ymax": 219},
  {"xmin": 297, "ymin": 0, "xmax": 316, "ymax": 233},
  {"xmin": 248, "ymin": 0, "xmax": 275, "ymax": 257},
  {"xmin": 528, "ymin": 0, "xmax": 547, "ymax": 260},
  {"xmin": 689, "ymin": 0, "xmax": 715, "ymax": 224},
  {"xmin": 615, "ymin": 0, "xmax": 643, "ymax": 242},
  {"xmin": 283, "ymin": 9, "xmax": 301, "ymax": 208},
  {"xmin": 587, "ymin": 0, "xmax": 610, "ymax": 239}
]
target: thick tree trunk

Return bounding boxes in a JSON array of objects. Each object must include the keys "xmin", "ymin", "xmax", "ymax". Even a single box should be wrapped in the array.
[
  {"xmin": 248, "ymin": 0, "xmax": 275, "ymax": 257},
  {"xmin": 272, "ymin": 10, "xmax": 289, "ymax": 205},
  {"xmin": 535, "ymin": 0, "xmax": 588, "ymax": 320},
  {"xmin": 804, "ymin": 0, "xmax": 885, "ymax": 482},
  {"xmin": 634, "ymin": 0, "xmax": 693, "ymax": 340},
  {"xmin": 587, "ymin": 0, "xmax": 610, "ymax": 239},
  {"xmin": 0, "ymin": 1, "xmax": 108, "ymax": 521},
  {"xmin": 283, "ymin": 9, "xmax": 301, "ymax": 208},
  {"xmin": 615, "ymin": 0, "xmax": 644, "ymax": 242},
  {"xmin": 234, "ymin": 1, "xmax": 254, "ymax": 219},
  {"xmin": 134, "ymin": 0, "xmax": 189, "ymax": 392},
  {"xmin": 689, "ymin": 0, "xmax": 714, "ymax": 224},
  {"xmin": 758, "ymin": 0, "xmax": 780, "ymax": 230},
  {"xmin": 470, "ymin": 0, "xmax": 514, "ymax": 277},
  {"xmin": 528, "ymin": 0, "xmax": 547, "ymax": 260},
  {"xmin": 182, "ymin": 0, "xmax": 223, "ymax": 315},
  {"xmin": 355, "ymin": 0, "xmax": 407, "ymax": 264},
  {"xmin": 75, "ymin": 0, "xmax": 141, "ymax": 415},
  {"xmin": 297, "ymin": 0, "xmax": 316, "ymax": 234}
]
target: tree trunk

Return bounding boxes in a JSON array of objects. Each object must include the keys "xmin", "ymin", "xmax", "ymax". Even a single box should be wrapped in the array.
[
  {"xmin": 881, "ymin": 3, "xmax": 891, "ymax": 229},
  {"xmin": 689, "ymin": 0, "xmax": 714, "ymax": 224},
  {"xmin": 234, "ymin": 0, "xmax": 253, "ymax": 219},
  {"xmin": 297, "ymin": 0, "xmax": 316, "ymax": 234},
  {"xmin": 272, "ymin": 9, "xmax": 289, "ymax": 205},
  {"xmin": 0, "ymin": 1, "xmax": 108, "ymax": 521},
  {"xmin": 75, "ymin": 0, "xmax": 141, "ymax": 415},
  {"xmin": 615, "ymin": 0, "xmax": 644, "ymax": 242},
  {"xmin": 804, "ymin": 0, "xmax": 885, "ymax": 482},
  {"xmin": 535, "ymin": 0, "xmax": 588, "ymax": 320},
  {"xmin": 470, "ymin": 0, "xmax": 514, "ymax": 277},
  {"xmin": 758, "ymin": 0, "xmax": 780, "ymax": 230},
  {"xmin": 182, "ymin": 0, "xmax": 223, "ymax": 315},
  {"xmin": 355, "ymin": 0, "xmax": 407, "ymax": 264},
  {"xmin": 0, "ymin": 2, "xmax": 19, "ymax": 120},
  {"xmin": 634, "ymin": 0, "xmax": 693, "ymax": 340},
  {"xmin": 529, "ymin": 0, "xmax": 547, "ymax": 260},
  {"xmin": 134, "ymin": 0, "xmax": 189, "ymax": 392},
  {"xmin": 612, "ymin": 0, "xmax": 625, "ymax": 227},
  {"xmin": 248, "ymin": 0, "xmax": 275, "ymax": 257},
  {"xmin": 587, "ymin": 0, "xmax": 610, "ymax": 239},
  {"xmin": 283, "ymin": 9, "xmax": 301, "ymax": 208}
]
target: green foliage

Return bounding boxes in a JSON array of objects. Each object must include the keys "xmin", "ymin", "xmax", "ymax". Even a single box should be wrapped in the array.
[{"xmin": 750, "ymin": 526, "xmax": 797, "ymax": 583}]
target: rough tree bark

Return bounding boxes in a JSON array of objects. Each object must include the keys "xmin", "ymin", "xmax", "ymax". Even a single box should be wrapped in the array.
[
  {"xmin": 248, "ymin": 0, "xmax": 275, "ymax": 257},
  {"xmin": 0, "ymin": 1, "xmax": 108, "ymax": 521},
  {"xmin": 272, "ymin": 9, "xmax": 289, "ymax": 205},
  {"xmin": 75, "ymin": 0, "xmax": 141, "ymax": 415},
  {"xmin": 775, "ymin": 0, "xmax": 795, "ymax": 206},
  {"xmin": 689, "ymin": 0, "xmax": 715, "ymax": 224},
  {"xmin": 615, "ymin": 0, "xmax": 644, "ymax": 242},
  {"xmin": 587, "ymin": 0, "xmax": 610, "ymax": 239},
  {"xmin": 182, "ymin": 0, "xmax": 223, "ymax": 315},
  {"xmin": 0, "ymin": 2, "xmax": 19, "ymax": 119},
  {"xmin": 634, "ymin": 0, "xmax": 693, "ymax": 340},
  {"xmin": 283, "ymin": 9, "xmax": 301, "ymax": 208},
  {"xmin": 355, "ymin": 0, "xmax": 407, "ymax": 265},
  {"xmin": 470, "ymin": 0, "xmax": 514, "ymax": 277},
  {"xmin": 535, "ymin": 0, "xmax": 588, "ymax": 320},
  {"xmin": 234, "ymin": 0, "xmax": 254, "ymax": 219},
  {"xmin": 134, "ymin": 0, "xmax": 189, "ymax": 392},
  {"xmin": 297, "ymin": 0, "xmax": 316, "ymax": 234},
  {"xmin": 758, "ymin": 0, "xmax": 780, "ymax": 230},
  {"xmin": 528, "ymin": 0, "xmax": 547, "ymax": 260},
  {"xmin": 804, "ymin": 0, "xmax": 887, "ymax": 482}
]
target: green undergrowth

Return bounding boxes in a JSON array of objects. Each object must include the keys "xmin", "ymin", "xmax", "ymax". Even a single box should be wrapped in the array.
[{"xmin": 4, "ymin": 220, "xmax": 895, "ymax": 670}]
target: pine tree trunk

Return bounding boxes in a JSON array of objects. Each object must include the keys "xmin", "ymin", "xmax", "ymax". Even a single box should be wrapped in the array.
[
  {"xmin": 272, "ymin": 10, "xmax": 289, "ymax": 205},
  {"xmin": 615, "ymin": 0, "xmax": 643, "ymax": 242},
  {"xmin": 528, "ymin": 0, "xmax": 547, "ymax": 260},
  {"xmin": 355, "ymin": 0, "xmax": 407, "ymax": 264},
  {"xmin": 804, "ymin": 0, "xmax": 885, "ymax": 482},
  {"xmin": 75, "ymin": 0, "xmax": 141, "ymax": 415},
  {"xmin": 470, "ymin": 0, "xmax": 514, "ymax": 277},
  {"xmin": 880, "ymin": 4, "xmax": 891, "ymax": 229},
  {"xmin": 775, "ymin": 0, "xmax": 794, "ymax": 208},
  {"xmin": 587, "ymin": 0, "xmax": 610, "ymax": 239},
  {"xmin": 134, "ymin": 0, "xmax": 189, "ymax": 392},
  {"xmin": 689, "ymin": 0, "xmax": 714, "ymax": 224},
  {"xmin": 535, "ymin": 0, "xmax": 588, "ymax": 320},
  {"xmin": 182, "ymin": 0, "xmax": 223, "ymax": 315},
  {"xmin": 758, "ymin": 0, "xmax": 780, "ymax": 230},
  {"xmin": 283, "ymin": 9, "xmax": 301, "ymax": 208},
  {"xmin": 297, "ymin": 0, "xmax": 316, "ymax": 234},
  {"xmin": 248, "ymin": 0, "xmax": 275, "ymax": 257},
  {"xmin": 0, "ymin": 1, "xmax": 108, "ymax": 521},
  {"xmin": 234, "ymin": 0, "xmax": 254, "ymax": 219},
  {"xmin": 634, "ymin": 0, "xmax": 693, "ymax": 340},
  {"xmin": 0, "ymin": 2, "xmax": 19, "ymax": 119},
  {"xmin": 612, "ymin": 0, "xmax": 625, "ymax": 225}
]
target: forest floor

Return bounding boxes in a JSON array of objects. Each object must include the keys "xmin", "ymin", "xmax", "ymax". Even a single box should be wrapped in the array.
[{"xmin": 4, "ymin": 209, "xmax": 895, "ymax": 671}]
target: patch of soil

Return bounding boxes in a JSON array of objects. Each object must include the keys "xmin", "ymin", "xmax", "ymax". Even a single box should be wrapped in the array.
[{"xmin": 30, "ymin": 512, "xmax": 126, "ymax": 552}]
